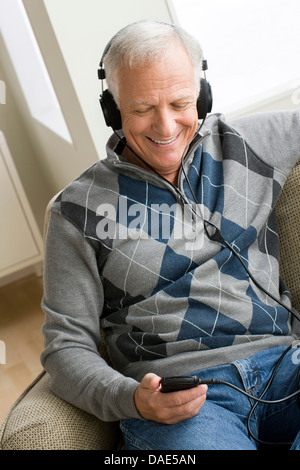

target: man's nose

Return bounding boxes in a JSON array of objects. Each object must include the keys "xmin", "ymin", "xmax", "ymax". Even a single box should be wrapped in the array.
[{"xmin": 153, "ymin": 107, "xmax": 177, "ymax": 137}]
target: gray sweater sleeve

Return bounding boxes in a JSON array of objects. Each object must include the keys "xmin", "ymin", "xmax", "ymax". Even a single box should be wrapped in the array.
[{"xmin": 41, "ymin": 208, "xmax": 141, "ymax": 421}]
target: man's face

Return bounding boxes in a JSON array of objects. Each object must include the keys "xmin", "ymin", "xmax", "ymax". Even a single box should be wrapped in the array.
[{"xmin": 118, "ymin": 44, "xmax": 199, "ymax": 184}]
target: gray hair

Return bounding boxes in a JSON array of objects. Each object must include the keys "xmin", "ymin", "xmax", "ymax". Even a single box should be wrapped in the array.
[{"xmin": 103, "ymin": 20, "xmax": 203, "ymax": 107}]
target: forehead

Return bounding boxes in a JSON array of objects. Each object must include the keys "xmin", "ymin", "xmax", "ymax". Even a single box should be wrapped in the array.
[{"xmin": 118, "ymin": 45, "xmax": 197, "ymax": 102}]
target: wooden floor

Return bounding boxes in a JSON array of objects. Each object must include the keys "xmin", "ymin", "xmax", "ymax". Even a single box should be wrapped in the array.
[{"xmin": 0, "ymin": 275, "xmax": 44, "ymax": 425}]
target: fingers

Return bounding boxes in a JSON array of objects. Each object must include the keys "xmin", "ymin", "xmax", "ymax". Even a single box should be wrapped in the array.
[
  {"xmin": 134, "ymin": 373, "xmax": 207, "ymax": 424},
  {"xmin": 159, "ymin": 385, "xmax": 207, "ymax": 424}
]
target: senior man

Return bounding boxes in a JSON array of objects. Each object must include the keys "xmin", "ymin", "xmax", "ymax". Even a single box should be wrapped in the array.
[{"xmin": 41, "ymin": 20, "xmax": 300, "ymax": 450}]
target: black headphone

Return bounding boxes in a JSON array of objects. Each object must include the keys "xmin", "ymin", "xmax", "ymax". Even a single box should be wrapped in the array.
[{"xmin": 98, "ymin": 30, "xmax": 213, "ymax": 131}]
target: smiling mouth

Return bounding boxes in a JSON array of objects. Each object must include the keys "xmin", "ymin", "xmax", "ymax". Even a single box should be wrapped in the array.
[{"xmin": 148, "ymin": 136, "xmax": 177, "ymax": 145}]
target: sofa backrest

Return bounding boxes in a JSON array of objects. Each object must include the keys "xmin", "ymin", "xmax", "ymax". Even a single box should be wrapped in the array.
[{"xmin": 277, "ymin": 159, "xmax": 300, "ymax": 313}]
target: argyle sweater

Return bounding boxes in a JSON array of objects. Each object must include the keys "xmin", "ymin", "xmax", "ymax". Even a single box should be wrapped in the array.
[{"xmin": 41, "ymin": 111, "xmax": 300, "ymax": 421}]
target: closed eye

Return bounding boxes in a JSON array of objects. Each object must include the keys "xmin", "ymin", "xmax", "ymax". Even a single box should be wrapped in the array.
[
  {"xmin": 134, "ymin": 107, "xmax": 153, "ymax": 115},
  {"xmin": 171, "ymin": 100, "xmax": 194, "ymax": 110}
]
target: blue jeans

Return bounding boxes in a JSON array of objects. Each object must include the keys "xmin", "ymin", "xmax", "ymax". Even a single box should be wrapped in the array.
[{"xmin": 120, "ymin": 346, "xmax": 300, "ymax": 450}]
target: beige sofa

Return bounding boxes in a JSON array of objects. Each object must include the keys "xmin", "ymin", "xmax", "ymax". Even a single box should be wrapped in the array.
[{"xmin": 1, "ymin": 160, "xmax": 299, "ymax": 450}]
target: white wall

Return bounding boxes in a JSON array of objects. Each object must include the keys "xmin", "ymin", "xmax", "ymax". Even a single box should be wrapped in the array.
[
  {"xmin": 0, "ymin": 39, "xmax": 51, "ymax": 231},
  {"xmin": 226, "ymin": 91, "xmax": 300, "ymax": 120}
]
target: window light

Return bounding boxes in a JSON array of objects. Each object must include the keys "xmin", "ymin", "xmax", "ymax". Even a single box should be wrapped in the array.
[
  {"xmin": 169, "ymin": 0, "xmax": 300, "ymax": 116},
  {"xmin": 0, "ymin": 0, "xmax": 72, "ymax": 143}
]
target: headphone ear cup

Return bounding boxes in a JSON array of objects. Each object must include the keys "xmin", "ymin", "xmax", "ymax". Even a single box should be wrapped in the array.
[
  {"xmin": 100, "ymin": 89, "xmax": 122, "ymax": 130},
  {"xmin": 197, "ymin": 78, "xmax": 213, "ymax": 120}
]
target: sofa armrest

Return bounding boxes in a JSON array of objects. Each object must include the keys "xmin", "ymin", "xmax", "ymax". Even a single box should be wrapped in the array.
[
  {"xmin": 0, "ymin": 370, "xmax": 122, "ymax": 450},
  {"xmin": 277, "ymin": 159, "xmax": 300, "ymax": 313}
]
